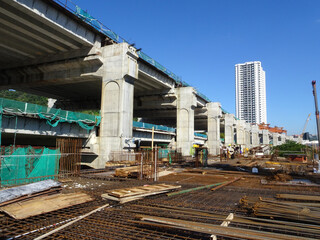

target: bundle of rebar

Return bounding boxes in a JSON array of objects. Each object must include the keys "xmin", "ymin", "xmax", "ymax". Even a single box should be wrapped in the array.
[{"xmin": 240, "ymin": 196, "xmax": 320, "ymax": 224}]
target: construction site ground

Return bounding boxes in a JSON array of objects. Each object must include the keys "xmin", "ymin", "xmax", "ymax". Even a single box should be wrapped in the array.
[{"xmin": 1, "ymin": 161, "xmax": 320, "ymax": 240}]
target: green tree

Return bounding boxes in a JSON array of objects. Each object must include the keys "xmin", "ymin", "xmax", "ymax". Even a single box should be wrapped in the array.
[
  {"xmin": 272, "ymin": 140, "xmax": 309, "ymax": 157},
  {"xmin": 0, "ymin": 90, "xmax": 48, "ymax": 106}
]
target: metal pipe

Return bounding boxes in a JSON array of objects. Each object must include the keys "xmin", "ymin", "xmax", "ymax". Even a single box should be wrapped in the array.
[
  {"xmin": 312, "ymin": 80, "xmax": 320, "ymax": 149},
  {"xmin": 167, "ymin": 182, "xmax": 227, "ymax": 197}
]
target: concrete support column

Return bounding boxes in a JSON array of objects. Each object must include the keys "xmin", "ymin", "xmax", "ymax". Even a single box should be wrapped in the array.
[
  {"xmin": 98, "ymin": 43, "xmax": 138, "ymax": 168},
  {"xmin": 176, "ymin": 87, "xmax": 196, "ymax": 156},
  {"xmin": 235, "ymin": 120, "xmax": 245, "ymax": 145},
  {"xmin": 251, "ymin": 124, "xmax": 259, "ymax": 147},
  {"xmin": 244, "ymin": 123, "xmax": 251, "ymax": 148},
  {"xmin": 224, "ymin": 114, "xmax": 234, "ymax": 146},
  {"xmin": 207, "ymin": 102, "xmax": 221, "ymax": 155},
  {"xmin": 262, "ymin": 130, "xmax": 269, "ymax": 145}
]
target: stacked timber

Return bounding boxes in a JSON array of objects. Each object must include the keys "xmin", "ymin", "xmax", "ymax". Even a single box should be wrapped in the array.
[
  {"xmin": 101, "ymin": 184, "xmax": 181, "ymax": 203},
  {"xmin": 114, "ymin": 165, "xmax": 152, "ymax": 178},
  {"xmin": 115, "ymin": 166, "xmax": 140, "ymax": 178}
]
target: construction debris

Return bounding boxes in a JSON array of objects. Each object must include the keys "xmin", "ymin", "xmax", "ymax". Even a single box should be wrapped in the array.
[
  {"xmin": 134, "ymin": 214, "xmax": 311, "ymax": 240},
  {"xmin": 276, "ymin": 193, "xmax": 320, "ymax": 202},
  {"xmin": 268, "ymin": 173, "xmax": 293, "ymax": 182},
  {"xmin": 101, "ymin": 184, "xmax": 181, "ymax": 203},
  {"xmin": 2, "ymin": 149, "xmax": 320, "ymax": 240},
  {"xmin": 0, "ymin": 192, "xmax": 93, "ymax": 219},
  {"xmin": 0, "ymin": 180, "xmax": 61, "ymax": 207},
  {"xmin": 210, "ymin": 177, "xmax": 241, "ymax": 191},
  {"xmin": 114, "ymin": 166, "xmax": 142, "ymax": 178},
  {"xmin": 167, "ymin": 182, "xmax": 227, "ymax": 197},
  {"xmin": 240, "ymin": 196, "xmax": 320, "ymax": 224}
]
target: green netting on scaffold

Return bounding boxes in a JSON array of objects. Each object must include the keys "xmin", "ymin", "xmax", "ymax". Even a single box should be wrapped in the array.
[
  {"xmin": 74, "ymin": 6, "xmax": 119, "ymax": 42},
  {"xmin": 0, "ymin": 98, "xmax": 101, "ymax": 130},
  {"xmin": 133, "ymin": 121, "xmax": 176, "ymax": 133},
  {"xmin": 0, "ymin": 146, "xmax": 60, "ymax": 187},
  {"xmin": 158, "ymin": 149, "xmax": 175, "ymax": 164},
  {"xmin": 194, "ymin": 132, "xmax": 207, "ymax": 139}
]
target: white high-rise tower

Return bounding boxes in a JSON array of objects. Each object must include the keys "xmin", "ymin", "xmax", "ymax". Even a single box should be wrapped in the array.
[{"xmin": 235, "ymin": 61, "xmax": 267, "ymax": 124}]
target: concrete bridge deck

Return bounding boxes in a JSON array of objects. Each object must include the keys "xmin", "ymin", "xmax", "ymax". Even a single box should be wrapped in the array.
[{"xmin": 0, "ymin": 0, "xmax": 288, "ymax": 168}]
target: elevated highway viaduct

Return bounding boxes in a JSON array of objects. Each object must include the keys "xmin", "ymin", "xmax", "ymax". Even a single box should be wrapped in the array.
[{"xmin": 0, "ymin": 0, "xmax": 285, "ymax": 168}]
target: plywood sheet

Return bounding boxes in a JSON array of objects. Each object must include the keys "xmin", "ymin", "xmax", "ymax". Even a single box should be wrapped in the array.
[{"xmin": 1, "ymin": 192, "xmax": 93, "ymax": 219}]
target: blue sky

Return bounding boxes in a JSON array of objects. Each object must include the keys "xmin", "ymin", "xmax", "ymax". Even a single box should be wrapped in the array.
[{"xmin": 72, "ymin": 0, "xmax": 320, "ymax": 135}]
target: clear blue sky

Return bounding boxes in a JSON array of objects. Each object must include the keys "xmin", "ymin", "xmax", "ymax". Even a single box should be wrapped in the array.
[{"xmin": 72, "ymin": 0, "xmax": 320, "ymax": 135}]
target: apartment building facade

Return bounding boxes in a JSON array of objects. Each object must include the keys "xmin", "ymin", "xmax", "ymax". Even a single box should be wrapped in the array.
[{"xmin": 235, "ymin": 61, "xmax": 267, "ymax": 124}]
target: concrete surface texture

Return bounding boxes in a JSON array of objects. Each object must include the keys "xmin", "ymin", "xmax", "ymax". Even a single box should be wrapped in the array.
[
  {"xmin": 0, "ymin": 0, "xmax": 294, "ymax": 170},
  {"xmin": 207, "ymin": 102, "xmax": 221, "ymax": 155},
  {"xmin": 176, "ymin": 87, "xmax": 196, "ymax": 156},
  {"xmin": 224, "ymin": 113, "xmax": 235, "ymax": 146}
]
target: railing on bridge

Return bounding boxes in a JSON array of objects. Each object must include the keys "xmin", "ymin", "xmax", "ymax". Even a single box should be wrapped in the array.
[
  {"xmin": 53, "ymin": 0, "xmax": 212, "ymax": 103},
  {"xmin": 133, "ymin": 121, "xmax": 176, "ymax": 133},
  {"xmin": 137, "ymin": 52, "xmax": 182, "ymax": 83}
]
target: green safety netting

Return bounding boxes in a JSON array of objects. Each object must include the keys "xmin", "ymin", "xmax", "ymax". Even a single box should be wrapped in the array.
[
  {"xmin": 194, "ymin": 133, "xmax": 207, "ymax": 139},
  {"xmin": 0, "ymin": 98, "xmax": 101, "ymax": 131},
  {"xmin": 75, "ymin": 6, "xmax": 119, "ymax": 42},
  {"xmin": 158, "ymin": 149, "xmax": 174, "ymax": 164},
  {"xmin": 137, "ymin": 51, "xmax": 182, "ymax": 83},
  {"xmin": 0, "ymin": 99, "xmax": 2, "ymax": 147},
  {"xmin": 133, "ymin": 121, "xmax": 176, "ymax": 133},
  {"xmin": 0, "ymin": 146, "xmax": 60, "ymax": 187}
]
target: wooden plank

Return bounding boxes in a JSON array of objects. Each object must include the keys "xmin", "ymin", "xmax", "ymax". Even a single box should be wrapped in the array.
[
  {"xmin": 0, "ymin": 187, "xmax": 62, "ymax": 207},
  {"xmin": 211, "ymin": 213, "xmax": 234, "ymax": 240},
  {"xmin": 102, "ymin": 190, "xmax": 170, "ymax": 204},
  {"xmin": 108, "ymin": 184, "xmax": 181, "ymax": 198},
  {"xmin": 102, "ymin": 184, "xmax": 181, "ymax": 203},
  {"xmin": 0, "ymin": 192, "xmax": 93, "ymax": 219}
]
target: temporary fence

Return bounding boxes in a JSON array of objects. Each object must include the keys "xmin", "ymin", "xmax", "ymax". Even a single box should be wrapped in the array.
[
  {"xmin": 109, "ymin": 151, "xmax": 140, "ymax": 163},
  {"xmin": 137, "ymin": 149, "xmax": 159, "ymax": 181},
  {"xmin": 56, "ymin": 138, "xmax": 82, "ymax": 177},
  {"xmin": 0, "ymin": 146, "xmax": 60, "ymax": 187}
]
